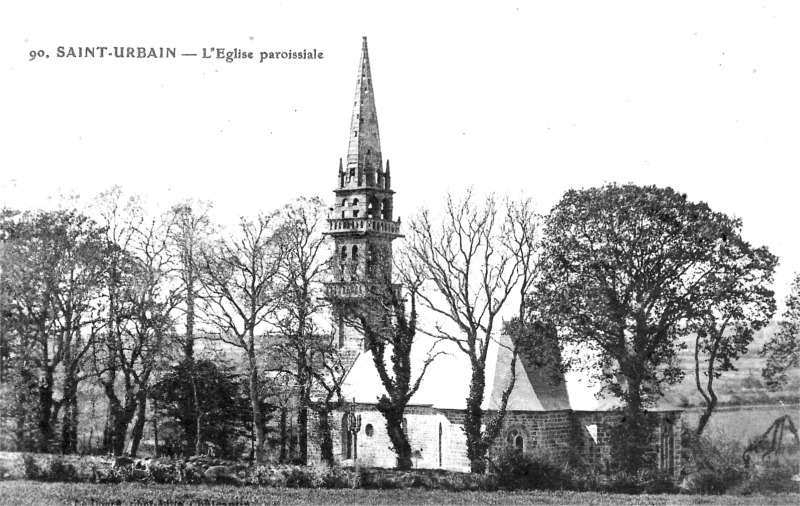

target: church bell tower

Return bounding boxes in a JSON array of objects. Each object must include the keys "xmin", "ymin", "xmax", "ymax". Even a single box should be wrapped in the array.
[{"xmin": 325, "ymin": 37, "xmax": 402, "ymax": 355}]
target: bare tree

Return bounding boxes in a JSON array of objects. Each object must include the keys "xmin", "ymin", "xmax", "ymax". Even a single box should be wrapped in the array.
[
  {"xmin": 92, "ymin": 187, "xmax": 179, "ymax": 456},
  {"xmin": 198, "ymin": 213, "xmax": 283, "ymax": 464},
  {"xmin": 166, "ymin": 200, "xmax": 215, "ymax": 455},
  {"xmin": 168, "ymin": 200, "xmax": 214, "ymax": 362},
  {"xmin": 404, "ymin": 190, "xmax": 539, "ymax": 473}
]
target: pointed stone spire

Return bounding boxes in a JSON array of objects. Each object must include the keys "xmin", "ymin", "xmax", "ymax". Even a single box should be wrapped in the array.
[{"xmin": 346, "ymin": 37, "xmax": 382, "ymax": 187}]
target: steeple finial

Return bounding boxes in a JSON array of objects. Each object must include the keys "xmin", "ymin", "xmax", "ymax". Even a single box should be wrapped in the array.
[{"xmin": 345, "ymin": 36, "xmax": 382, "ymax": 187}]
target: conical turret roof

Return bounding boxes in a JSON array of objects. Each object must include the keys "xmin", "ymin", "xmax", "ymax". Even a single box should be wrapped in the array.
[{"xmin": 346, "ymin": 37, "xmax": 383, "ymax": 179}]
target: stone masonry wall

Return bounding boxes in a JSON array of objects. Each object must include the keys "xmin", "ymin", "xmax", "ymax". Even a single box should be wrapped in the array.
[
  {"xmin": 572, "ymin": 410, "xmax": 683, "ymax": 476},
  {"xmin": 309, "ymin": 407, "xmax": 682, "ymax": 476},
  {"xmin": 488, "ymin": 410, "xmax": 576, "ymax": 466}
]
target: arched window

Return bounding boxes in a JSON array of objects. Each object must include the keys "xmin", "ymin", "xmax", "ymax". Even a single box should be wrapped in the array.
[
  {"xmin": 352, "ymin": 245, "xmax": 358, "ymax": 262},
  {"xmin": 506, "ymin": 428, "xmax": 524, "ymax": 452},
  {"xmin": 340, "ymin": 246, "xmax": 348, "ymax": 261},
  {"xmin": 365, "ymin": 424, "xmax": 374, "ymax": 437}
]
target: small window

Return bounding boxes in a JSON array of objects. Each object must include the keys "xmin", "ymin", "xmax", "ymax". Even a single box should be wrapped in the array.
[
  {"xmin": 402, "ymin": 417, "xmax": 408, "ymax": 433},
  {"xmin": 507, "ymin": 428, "xmax": 524, "ymax": 452},
  {"xmin": 365, "ymin": 424, "xmax": 374, "ymax": 437},
  {"xmin": 353, "ymin": 210, "xmax": 359, "ymax": 218}
]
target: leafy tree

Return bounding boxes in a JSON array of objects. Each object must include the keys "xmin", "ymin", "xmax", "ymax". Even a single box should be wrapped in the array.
[
  {"xmin": 690, "ymin": 247, "xmax": 776, "ymax": 436},
  {"xmin": 530, "ymin": 183, "xmax": 775, "ymax": 471},
  {"xmin": 404, "ymin": 191, "xmax": 539, "ymax": 473},
  {"xmin": 0, "ymin": 208, "xmax": 106, "ymax": 452},
  {"xmin": 149, "ymin": 358, "xmax": 251, "ymax": 458},
  {"xmin": 761, "ymin": 273, "xmax": 800, "ymax": 388}
]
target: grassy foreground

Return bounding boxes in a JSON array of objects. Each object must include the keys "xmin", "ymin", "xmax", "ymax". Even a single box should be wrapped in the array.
[{"xmin": 1, "ymin": 481, "xmax": 799, "ymax": 506}]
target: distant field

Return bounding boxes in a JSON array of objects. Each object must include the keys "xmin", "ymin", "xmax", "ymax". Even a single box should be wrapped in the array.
[
  {"xmin": 662, "ymin": 323, "xmax": 800, "ymax": 409},
  {"xmin": 682, "ymin": 404, "xmax": 800, "ymax": 442},
  {"xmin": 0, "ymin": 481, "xmax": 798, "ymax": 506}
]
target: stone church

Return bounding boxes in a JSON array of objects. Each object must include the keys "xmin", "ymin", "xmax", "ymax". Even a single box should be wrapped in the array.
[{"xmin": 312, "ymin": 37, "xmax": 682, "ymax": 474}]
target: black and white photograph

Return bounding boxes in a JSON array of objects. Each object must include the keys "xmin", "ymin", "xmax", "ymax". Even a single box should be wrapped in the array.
[{"xmin": 1, "ymin": 2, "xmax": 799, "ymax": 504}]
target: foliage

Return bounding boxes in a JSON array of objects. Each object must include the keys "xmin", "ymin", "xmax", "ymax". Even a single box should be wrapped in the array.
[
  {"xmin": 149, "ymin": 358, "xmax": 253, "ymax": 459},
  {"xmin": 530, "ymin": 184, "xmax": 774, "ymax": 417},
  {"xmin": 606, "ymin": 409, "xmax": 658, "ymax": 474},
  {"xmin": 680, "ymin": 423, "xmax": 799, "ymax": 495},
  {"xmin": 761, "ymin": 273, "xmax": 800, "ymax": 389},
  {"xmin": 489, "ymin": 448, "xmax": 568, "ymax": 490},
  {"xmin": 0, "ymin": 208, "xmax": 108, "ymax": 452},
  {"xmin": 19, "ymin": 454, "xmax": 78, "ymax": 482}
]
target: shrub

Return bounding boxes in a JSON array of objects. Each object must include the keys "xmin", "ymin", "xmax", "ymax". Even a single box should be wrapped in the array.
[
  {"xmin": 489, "ymin": 448, "xmax": 568, "ymax": 490},
  {"xmin": 45, "ymin": 456, "xmax": 78, "ymax": 482},
  {"xmin": 607, "ymin": 410, "xmax": 657, "ymax": 473},
  {"xmin": 21, "ymin": 454, "xmax": 41, "ymax": 480},
  {"xmin": 735, "ymin": 461, "xmax": 800, "ymax": 495},
  {"xmin": 0, "ymin": 462, "xmax": 13, "ymax": 480}
]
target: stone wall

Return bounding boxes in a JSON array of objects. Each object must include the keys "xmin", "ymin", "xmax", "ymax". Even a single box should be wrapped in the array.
[
  {"xmin": 488, "ymin": 410, "xmax": 576, "ymax": 466},
  {"xmin": 309, "ymin": 407, "xmax": 682, "ymax": 476},
  {"xmin": 572, "ymin": 410, "xmax": 683, "ymax": 476}
]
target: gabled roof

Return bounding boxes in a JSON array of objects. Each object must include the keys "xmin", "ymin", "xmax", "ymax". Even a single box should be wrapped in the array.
[{"xmin": 339, "ymin": 333, "xmax": 623, "ymax": 412}]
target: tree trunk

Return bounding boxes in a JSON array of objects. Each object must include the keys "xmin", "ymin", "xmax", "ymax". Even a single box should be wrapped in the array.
[
  {"xmin": 129, "ymin": 391, "xmax": 148, "ymax": 457},
  {"xmin": 464, "ymin": 363, "xmax": 487, "ymax": 473},
  {"xmin": 152, "ymin": 401, "xmax": 159, "ymax": 458},
  {"xmin": 36, "ymin": 367, "xmax": 56, "ymax": 453},
  {"xmin": 190, "ymin": 367, "xmax": 202, "ymax": 456},
  {"xmin": 60, "ymin": 371, "xmax": 80, "ymax": 454},
  {"xmin": 185, "ymin": 279, "xmax": 195, "ymax": 362},
  {"xmin": 280, "ymin": 407, "xmax": 288, "ymax": 462},
  {"xmin": 377, "ymin": 399, "xmax": 412, "ymax": 470},
  {"xmin": 298, "ymin": 406, "xmax": 308, "ymax": 464},
  {"xmin": 103, "ymin": 381, "xmax": 138, "ymax": 456},
  {"xmin": 318, "ymin": 410, "xmax": 334, "ymax": 466},
  {"xmin": 247, "ymin": 348, "xmax": 266, "ymax": 464}
]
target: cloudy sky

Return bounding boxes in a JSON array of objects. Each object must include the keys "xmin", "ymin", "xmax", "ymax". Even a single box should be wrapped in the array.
[{"xmin": 1, "ymin": 1, "xmax": 798, "ymax": 304}]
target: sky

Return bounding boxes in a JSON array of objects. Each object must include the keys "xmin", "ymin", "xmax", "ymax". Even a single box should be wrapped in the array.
[{"xmin": 1, "ymin": 1, "xmax": 798, "ymax": 306}]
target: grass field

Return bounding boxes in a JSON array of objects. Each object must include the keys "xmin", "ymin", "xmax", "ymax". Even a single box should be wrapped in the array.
[
  {"xmin": 663, "ymin": 325, "xmax": 800, "ymax": 410},
  {"xmin": 682, "ymin": 404, "xmax": 800, "ymax": 442},
  {"xmin": 1, "ymin": 481, "xmax": 798, "ymax": 506}
]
